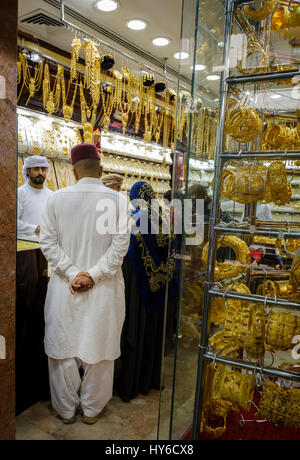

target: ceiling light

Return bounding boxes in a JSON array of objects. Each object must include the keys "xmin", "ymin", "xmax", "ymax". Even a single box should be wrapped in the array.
[
  {"xmin": 191, "ymin": 64, "xmax": 206, "ymax": 71},
  {"xmin": 214, "ymin": 98, "xmax": 219, "ymax": 102},
  {"xmin": 152, "ymin": 37, "xmax": 170, "ymax": 47},
  {"xmin": 217, "ymin": 42, "xmax": 224, "ymax": 48},
  {"xmin": 174, "ymin": 52, "xmax": 189, "ymax": 60},
  {"xmin": 95, "ymin": 0, "xmax": 119, "ymax": 12},
  {"xmin": 206, "ymin": 75, "xmax": 220, "ymax": 81},
  {"xmin": 31, "ymin": 53, "xmax": 42, "ymax": 62},
  {"xmin": 270, "ymin": 94, "xmax": 281, "ymax": 99},
  {"xmin": 127, "ymin": 19, "xmax": 147, "ymax": 30},
  {"xmin": 245, "ymin": 90, "xmax": 251, "ymax": 96}
]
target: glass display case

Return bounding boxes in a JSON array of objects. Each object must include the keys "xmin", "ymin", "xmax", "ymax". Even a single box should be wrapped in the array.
[{"xmin": 159, "ymin": 0, "xmax": 300, "ymax": 441}]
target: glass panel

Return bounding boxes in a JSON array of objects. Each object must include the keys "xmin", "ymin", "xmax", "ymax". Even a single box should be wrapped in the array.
[
  {"xmin": 190, "ymin": 0, "xmax": 300, "ymax": 441},
  {"xmin": 158, "ymin": 0, "xmax": 225, "ymax": 440}
]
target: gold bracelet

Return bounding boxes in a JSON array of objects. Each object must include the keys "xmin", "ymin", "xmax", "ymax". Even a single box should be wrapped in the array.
[
  {"xmin": 243, "ymin": 1, "xmax": 277, "ymax": 21},
  {"xmin": 202, "ymin": 236, "xmax": 251, "ymax": 282}
]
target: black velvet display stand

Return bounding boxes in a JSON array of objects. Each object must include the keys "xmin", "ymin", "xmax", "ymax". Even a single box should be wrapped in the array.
[{"xmin": 16, "ymin": 249, "xmax": 50, "ymax": 415}]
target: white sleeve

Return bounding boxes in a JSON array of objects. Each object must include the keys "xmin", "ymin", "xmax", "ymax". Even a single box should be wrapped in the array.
[
  {"xmin": 39, "ymin": 196, "xmax": 81, "ymax": 283},
  {"xmin": 17, "ymin": 197, "xmax": 37, "ymax": 236},
  {"xmin": 87, "ymin": 196, "xmax": 131, "ymax": 284}
]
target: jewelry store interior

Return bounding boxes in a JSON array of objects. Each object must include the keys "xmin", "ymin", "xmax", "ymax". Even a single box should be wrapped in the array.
[{"xmin": 8, "ymin": 0, "xmax": 300, "ymax": 440}]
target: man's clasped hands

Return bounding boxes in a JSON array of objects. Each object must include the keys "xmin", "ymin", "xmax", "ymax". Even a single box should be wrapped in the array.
[{"xmin": 70, "ymin": 272, "xmax": 94, "ymax": 295}]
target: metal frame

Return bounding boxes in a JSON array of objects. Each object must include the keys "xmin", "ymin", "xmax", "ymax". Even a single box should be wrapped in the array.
[{"xmin": 191, "ymin": 0, "xmax": 300, "ymax": 440}]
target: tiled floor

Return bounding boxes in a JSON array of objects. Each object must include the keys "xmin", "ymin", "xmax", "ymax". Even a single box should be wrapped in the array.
[
  {"xmin": 15, "ymin": 345, "xmax": 198, "ymax": 441},
  {"xmin": 16, "ymin": 392, "xmax": 161, "ymax": 441}
]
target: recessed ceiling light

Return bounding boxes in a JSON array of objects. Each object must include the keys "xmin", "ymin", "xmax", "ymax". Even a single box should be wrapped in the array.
[
  {"xmin": 152, "ymin": 37, "xmax": 170, "ymax": 47},
  {"xmin": 270, "ymin": 94, "xmax": 281, "ymax": 99},
  {"xmin": 206, "ymin": 75, "xmax": 220, "ymax": 81},
  {"xmin": 95, "ymin": 0, "xmax": 119, "ymax": 12},
  {"xmin": 127, "ymin": 19, "xmax": 147, "ymax": 30},
  {"xmin": 191, "ymin": 64, "xmax": 206, "ymax": 71},
  {"xmin": 31, "ymin": 53, "xmax": 42, "ymax": 62},
  {"xmin": 174, "ymin": 52, "xmax": 189, "ymax": 60}
]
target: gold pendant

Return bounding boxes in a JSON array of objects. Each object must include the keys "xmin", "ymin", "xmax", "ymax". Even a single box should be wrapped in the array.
[
  {"xmin": 63, "ymin": 105, "xmax": 73, "ymax": 123},
  {"xmin": 46, "ymin": 93, "xmax": 55, "ymax": 116},
  {"xmin": 122, "ymin": 112, "xmax": 129, "ymax": 135},
  {"xmin": 103, "ymin": 115, "xmax": 110, "ymax": 132},
  {"xmin": 144, "ymin": 131, "xmax": 152, "ymax": 143}
]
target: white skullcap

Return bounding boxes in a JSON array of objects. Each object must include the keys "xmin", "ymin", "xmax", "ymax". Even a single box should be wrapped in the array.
[
  {"xmin": 22, "ymin": 155, "xmax": 50, "ymax": 180},
  {"xmin": 101, "ymin": 174, "xmax": 124, "ymax": 189}
]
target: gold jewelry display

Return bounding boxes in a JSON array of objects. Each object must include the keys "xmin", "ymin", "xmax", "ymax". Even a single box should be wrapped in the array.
[
  {"xmin": 222, "ymin": 161, "xmax": 292, "ymax": 207},
  {"xmin": 202, "ymin": 235, "xmax": 251, "ymax": 281},
  {"xmin": 268, "ymin": 161, "xmax": 292, "ymax": 206},
  {"xmin": 243, "ymin": 1, "xmax": 277, "ymax": 21},
  {"xmin": 290, "ymin": 253, "xmax": 300, "ymax": 289},
  {"xmin": 80, "ymin": 80, "xmax": 99, "ymax": 143},
  {"xmin": 223, "ymin": 282, "xmax": 251, "ymax": 347},
  {"xmin": 266, "ymin": 311, "xmax": 300, "ymax": 351},
  {"xmin": 70, "ymin": 34, "xmax": 81, "ymax": 81},
  {"xmin": 43, "ymin": 63, "xmax": 63, "ymax": 116},
  {"xmin": 237, "ymin": 40, "xmax": 268, "ymax": 75},
  {"xmin": 212, "ymin": 364, "xmax": 255, "ymax": 412},
  {"xmin": 226, "ymin": 105, "xmax": 262, "ymax": 142},
  {"xmin": 44, "ymin": 160, "xmax": 58, "ymax": 191},
  {"xmin": 245, "ymin": 303, "xmax": 265, "ymax": 360},
  {"xmin": 262, "ymin": 124, "xmax": 299, "ymax": 150},
  {"xmin": 82, "ymin": 40, "xmax": 100, "ymax": 94},
  {"xmin": 200, "ymin": 364, "xmax": 231, "ymax": 439},
  {"xmin": 18, "ymin": 53, "xmax": 43, "ymax": 105},
  {"xmin": 222, "ymin": 163, "xmax": 268, "ymax": 204},
  {"xmin": 271, "ymin": 6, "xmax": 291, "ymax": 31},
  {"xmin": 209, "ymin": 330, "xmax": 240, "ymax": 359},
  {"xmin": 61, "ymin": 71, "xmax": 78, "ymax": 123},
  {"xmin": 259, "ymin": 381, "xmax": 300, "ymax": 428},
  {"xmin": 257, "ymin": 279, "xmax": 294, "ymax": 300}
]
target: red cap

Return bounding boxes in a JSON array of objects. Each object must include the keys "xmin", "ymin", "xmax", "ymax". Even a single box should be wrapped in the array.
[{"xmin": 71, "ymin": 143, "xmax": 100, "ymax": 165}]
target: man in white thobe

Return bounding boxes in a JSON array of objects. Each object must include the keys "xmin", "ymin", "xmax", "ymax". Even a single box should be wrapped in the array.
[
  {"xmin": 18, "ymin": 155, "xmax": 53, "ymax": 241},
  {"xmin": 39, "ymin": 143, "xmax": 131, "ymax": 425}
]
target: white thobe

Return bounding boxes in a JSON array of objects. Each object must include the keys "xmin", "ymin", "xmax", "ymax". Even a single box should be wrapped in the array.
[
  {"xmin": 39, "ymin": 178, "xmax": 131, "ymax": 364},
  {"xmin": 18, "ymin": 182, "xmax": 53, "ymax": 241}
]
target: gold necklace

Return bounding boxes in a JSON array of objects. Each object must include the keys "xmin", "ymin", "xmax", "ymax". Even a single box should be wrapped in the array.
[
  {"xmin": 99, "ymin": 82, "xmax": 114, "ymax": 132},
  {"xmin": 61, "ymin": 70, "xmax": 78, "ymax": 123},
  {"xmin": 18, "ymin": 53, "xmax": 43, "ymax": 105},
  {"xmin": 70, "ymin": 34, "xmax": 81, "ymax": 82},
  {"xmin": 43, "ymin": 63, "xmax": 63, "ymax": 116},
  {"xmin": 80, "ymin": 79, "xmax": 98, "ymax": 143}
]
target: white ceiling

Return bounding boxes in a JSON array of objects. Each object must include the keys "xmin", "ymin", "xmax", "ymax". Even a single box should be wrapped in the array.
[{"xmin": 18, "ymin": 0, "xmax": 183, "ymax": 83}]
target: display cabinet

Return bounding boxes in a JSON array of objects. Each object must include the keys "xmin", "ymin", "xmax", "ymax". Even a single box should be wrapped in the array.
[
  {"xmin": 17, "ymin": 108, "xmax": 172, "ymax": 197},
  {"xmin": 162, "ymin": 0, "xmax": 300, "ymax": 442}
]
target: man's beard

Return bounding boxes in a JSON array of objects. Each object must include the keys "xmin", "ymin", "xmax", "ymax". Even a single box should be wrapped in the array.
[{"xmin": 29, "ymin": 174, "xmax": 45, "ymax": 185}]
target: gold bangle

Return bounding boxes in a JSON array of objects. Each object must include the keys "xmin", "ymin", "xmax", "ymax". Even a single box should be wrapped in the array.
[
  {"xmin": 245, "ymin": 303, "xmax": 265, "ymax": 360},
  {"xmin": 243, "ymin": 1, "xmax": 277, "ymax": 21},
  {"xmin": 202, "ymin": 236, "xmax": 251, "ymax": 282}
]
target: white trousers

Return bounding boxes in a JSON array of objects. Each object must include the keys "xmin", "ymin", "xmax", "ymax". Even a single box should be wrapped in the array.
[{"xmin": 48, "ymin": 357, "xmax": 114, "ymax": 419}]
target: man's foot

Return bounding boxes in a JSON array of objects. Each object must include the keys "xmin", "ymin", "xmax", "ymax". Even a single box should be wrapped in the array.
[
  {"xmin": 82, "ymin": 407, "xmax": 106, "ymax": 425},
  {"xmin": 49, "ymin": 406, "xmax": 76, "ymax": 425}
]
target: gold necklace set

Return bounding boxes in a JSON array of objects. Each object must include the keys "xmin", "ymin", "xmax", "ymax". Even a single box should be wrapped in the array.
[
  {"xmin": 18, "ymin": 52, "xmax": 43, "ymax": 105},
  {"xmin": 61, "ymin": 70, "xmax": 78, "ymax": 123},
  {"xmin": 43, "ymin": 63, "xmax": 63, "ymax": 116}
]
